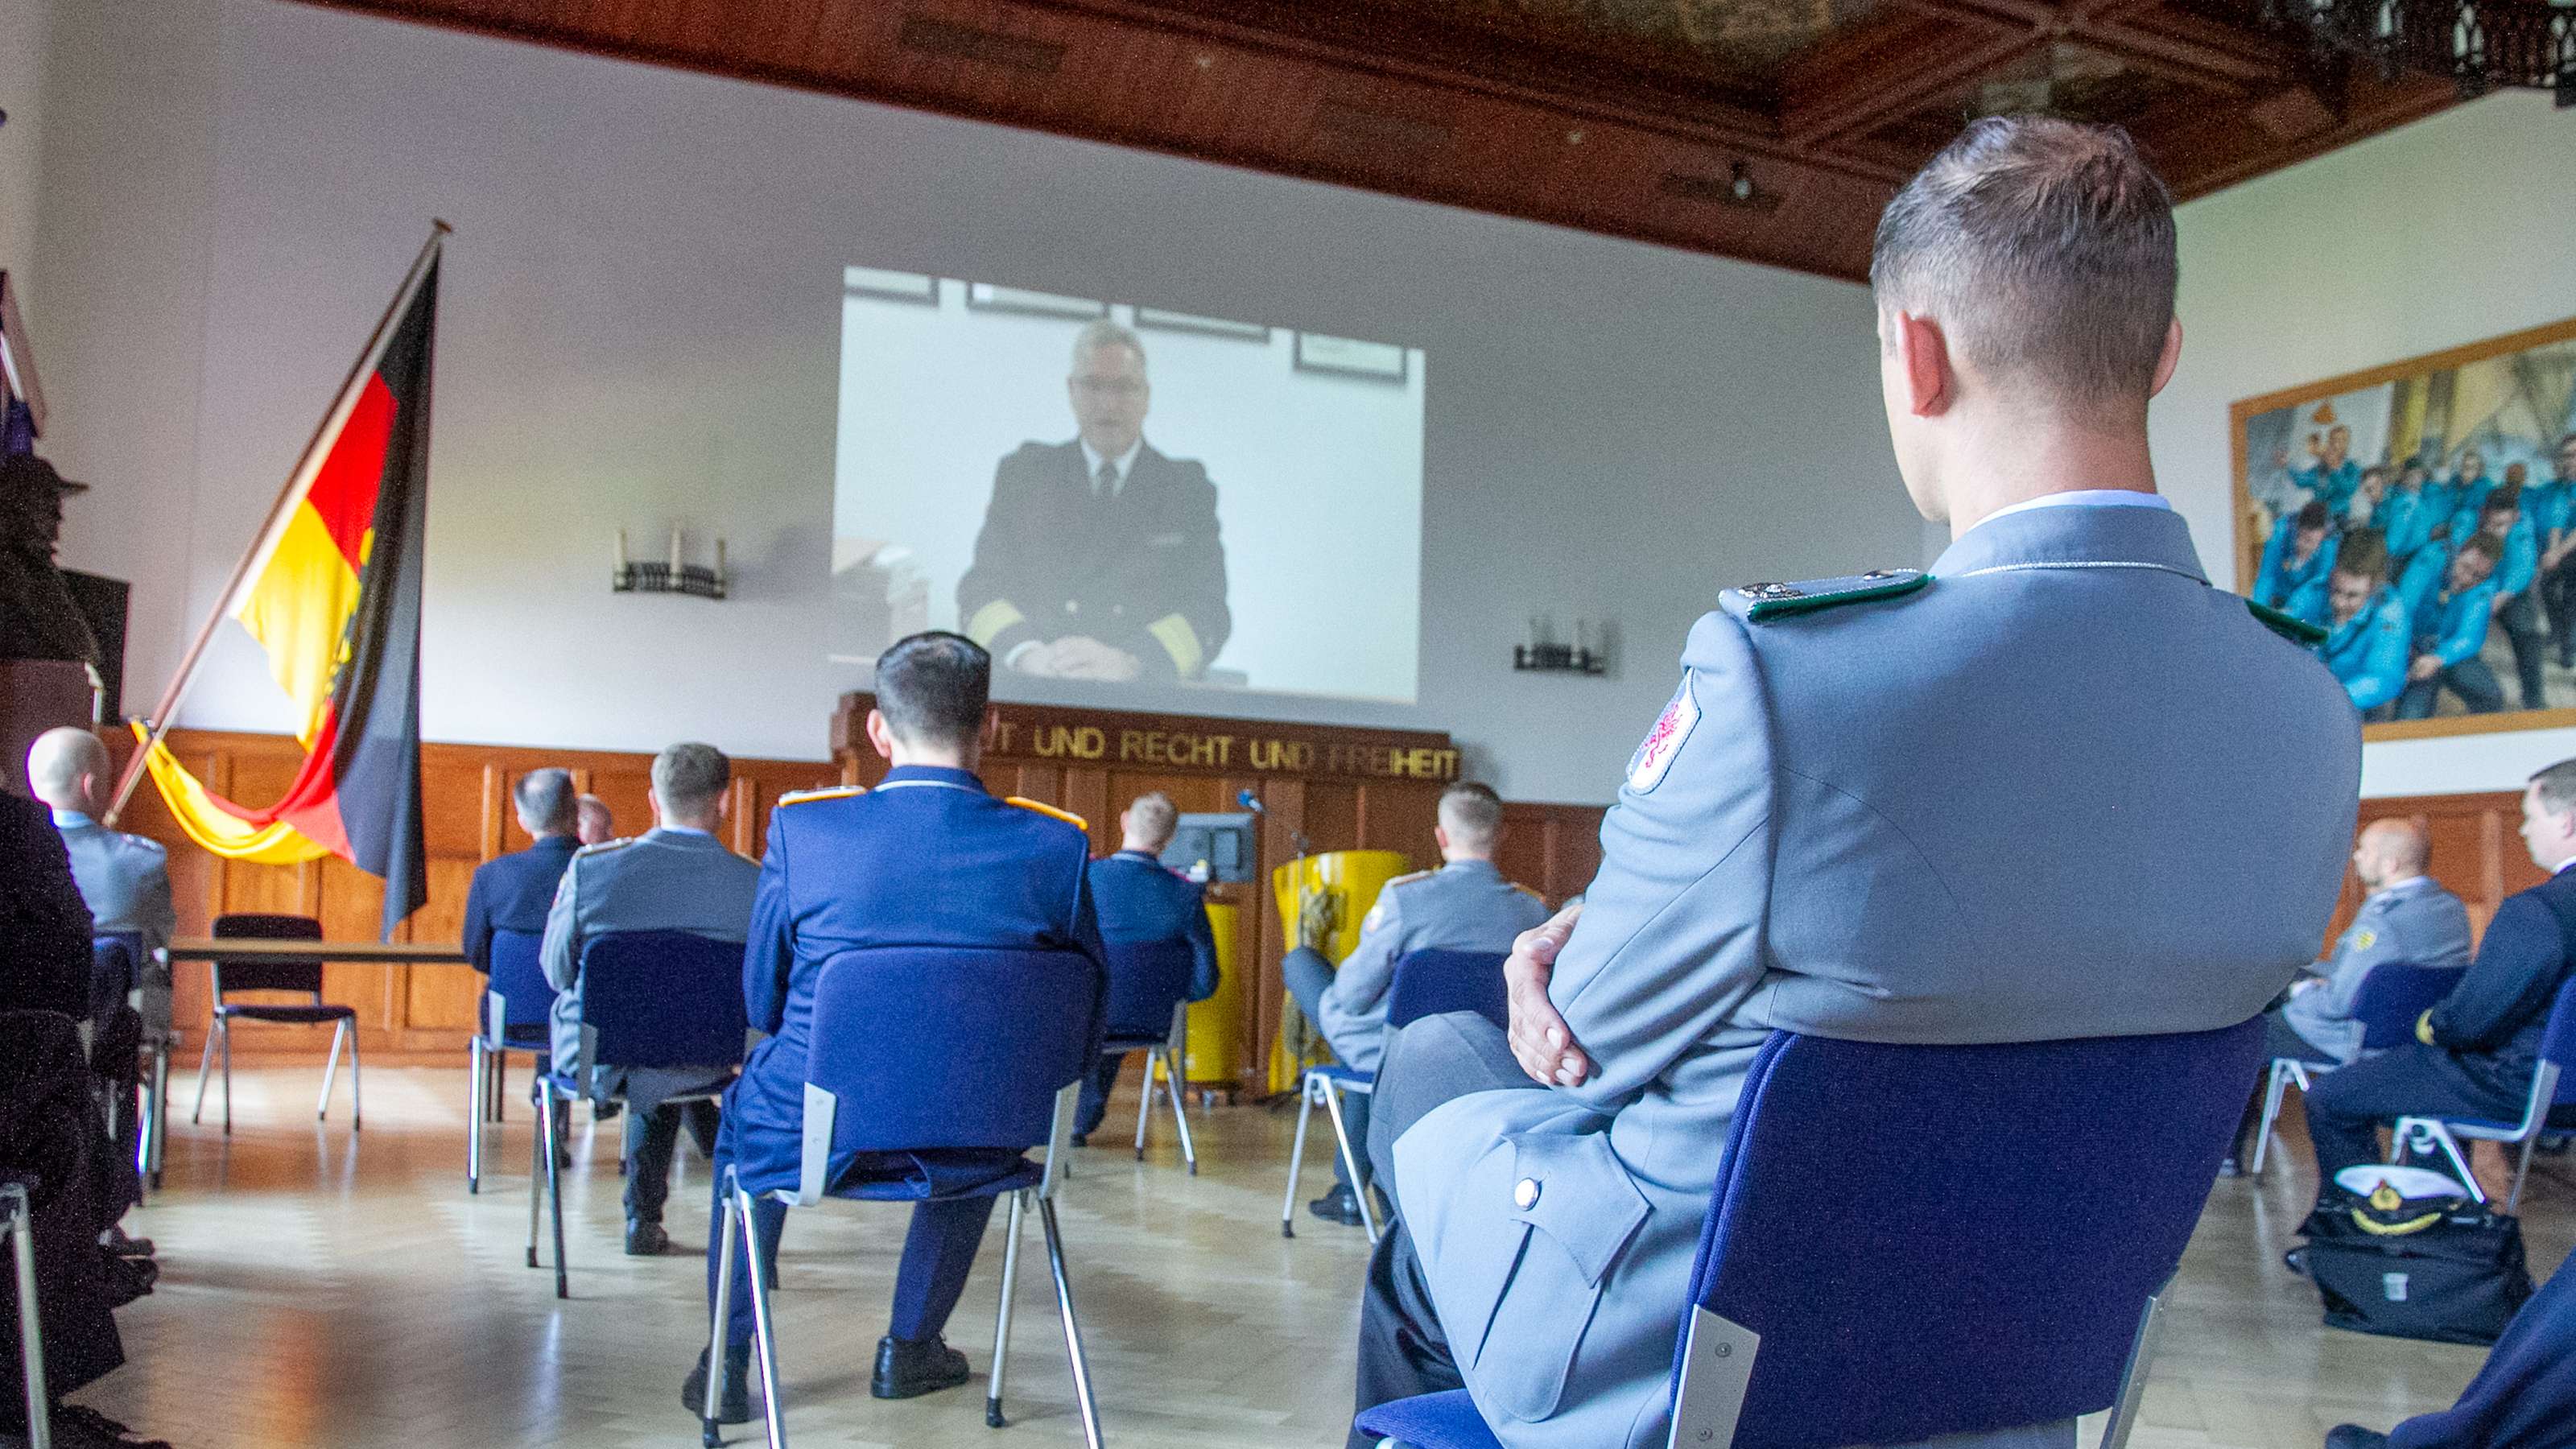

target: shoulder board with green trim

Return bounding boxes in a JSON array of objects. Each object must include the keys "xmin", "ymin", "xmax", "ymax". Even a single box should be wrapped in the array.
[
  {"xmin": 1005, "ymin": 797, "xmax": 1088, "ymax": 832},
  {"xmin": 1721, "ymin": 568, "xmax": 1931, "ymax": 623},
  {"xmin": 778, "ymin": 786, "xmax": 868, "ymax": 807},
  {"xmin": 1383, "ymin": 869, "xmax": 1435, "ymax": 890},
  {"xmin": 2245, "ymin": 597, "xmax": 2327, "ymax": 647}
]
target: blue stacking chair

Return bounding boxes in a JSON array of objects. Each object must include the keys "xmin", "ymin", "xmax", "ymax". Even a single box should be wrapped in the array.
[
  {"xmin": 465, "ymin": 927, "xmax": 558, "ymax": 1195},
  {"xmin": 87, "ymin": 931, "xmax": 171, "ymax": 1200},
  {"xmin": 1356, "ymin": 1017, "xmax": 2265, "ymax": 1449},
  {"xmin": 1101, "ymin": 939, "xmax": 1200, "ymax": 1173},
  {"xmin": 703, "ymin": 945, "xmax": 1107, "ymax": 1449},
  {"xmin": 2250, "ymin": 961, "xmax": 2464, "ymax": 1174},
  {"xmin": 3, "ymin": 1172, "xmax": 46, "ymax": 1449},
  {"xmin": 533, "ymin": 930, "xmax": 748, "ymax": 1298},
  {"xmin": 190, "ymin": 912, "xmax": 360, "ymax": 1134},
  {"xmin": 1282, "ymin": 949, "xmax": 1508, "ymax": 1246},
  {"xmin": 2393, "ymin": 976, "xmax": 2576, "ymax": 1208}
]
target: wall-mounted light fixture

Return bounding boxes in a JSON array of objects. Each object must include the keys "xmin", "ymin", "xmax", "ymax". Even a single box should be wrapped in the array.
[
  {"xmin": 613, "ymin": 526, "xmax": 729, "ymax": 600},
  {"xmin": 1513, "ymin": 617, "xmax": 1609, "ymax": 676}
]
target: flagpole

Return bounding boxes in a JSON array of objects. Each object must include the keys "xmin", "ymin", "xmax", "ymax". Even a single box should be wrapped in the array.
[{"xmin": 103, "ymin": 220, "xmax": 451, "ymax": 827}]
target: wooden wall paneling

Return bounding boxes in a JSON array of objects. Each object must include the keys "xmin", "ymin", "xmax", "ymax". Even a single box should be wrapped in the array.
[{"xmin": 2335, "ymin": 791, "xmax": 2538, "ymax": 951}]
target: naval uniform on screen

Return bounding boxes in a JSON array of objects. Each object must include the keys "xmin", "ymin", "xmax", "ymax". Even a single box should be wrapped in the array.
[{"xmin": 957, "ymin": 438, "xmax": 1230, "ymax": 679}]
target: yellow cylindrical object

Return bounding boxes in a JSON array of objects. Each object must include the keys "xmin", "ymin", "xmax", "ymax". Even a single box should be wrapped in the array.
[
  {"xmin": 1183, "ymin": 902, "xmax": 1243, "ymax": 1087},
  {"xmin": 1266, "ymin": 848, "xmax": 1413, "ymax": 1093}
]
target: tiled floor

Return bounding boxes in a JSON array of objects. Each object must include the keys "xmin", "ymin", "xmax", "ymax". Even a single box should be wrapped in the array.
[{"xmin": 71, "ymin": 1067, "xmax": 2576, "ymax": 1447}]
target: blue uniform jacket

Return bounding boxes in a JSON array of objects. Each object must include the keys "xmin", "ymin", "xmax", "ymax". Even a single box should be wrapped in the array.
[
  {"xmin": 52, "ymin": 809, "xmax": 176, "ymax": 1030},
  {"xmin": 1088, "ymin": 849, "xmax": 1220, "ymax": 1001},
  {"xmin": 460, "ymin": 835, "xmax": 579, "ymax": 973},
  {"xmin": 2292, "ymin": 458, "xmax": 2362, "ymax": 515},
  {"xmin": 2397, "ymin": 545, "xmax": 2502, "ymax": 668},
  {"xmin": 2255, "ymin": 513, "xmax": 2339, "ymax": 610},
  {"xmin": 2379, "ymin": 488, "xmax": 2437, "ymax": 565},
  {"xmin": 2318, "ymin": 588, "xmax": 2412, "ymax": 712},
  {"xmin": 729, "ymin": 765, "xmax": 1108, "ymax": 1195},
  {"xmin": 2423, "ymin": 866, "xmax": 2576, "ymax": 1103},
  {"xmin": 2445, "ymin": 514, "xmax": 2537, "ymax": 595}
]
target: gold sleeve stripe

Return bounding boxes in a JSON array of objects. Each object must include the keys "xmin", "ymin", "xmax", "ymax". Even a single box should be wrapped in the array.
[
  {"xmin": 1146, "ymin": 613, "xmax": 1203, "ymax": 678},
  {"xmin": 966, "ymin": 600, "xmax": 1027, "ymax": 648},
  {"xmin": 779, "ymin": 786, "xmax": 868, "ymax": 806},
  {"xmin": 1005, "ymin": 796, "xmax": 1089, "ymax": 832}
]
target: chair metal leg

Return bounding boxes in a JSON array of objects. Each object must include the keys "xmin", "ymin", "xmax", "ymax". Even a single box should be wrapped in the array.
[
  {"xmin": 2508, "ymin": 1133, "xmax": 2541, "ymax": 1211},
  {"xmin": 219, "ymin": 1017, "xmax": 233, "ymax": 1134},
  {"xmin": 191, "ymin": 1019, "xmax": 215, "ymax": 1125},
  {"xmin": 318, "ymin": 1020, "xmax": 345, "ymax": 1121},
  {"xmin": 1134, "ymin": 1052, "xmax": 1155, "ymax": 1160},
  {"xmin": 705, "ymin": 1182, "xmax": 741, "ymax": 1449},
  {"xmin": 540, "ymin": 1085, "xmax": 569, "ymax": 1298},
  {"xmin": 526, "ymin": 1084, "xmax": 546, "ymax": 1269},
  {"xmin": 738, "ymin": 1187, "xmax": 787, "ymax": 1449},
  {"xmin": 1281, "ymin": 1073, "xmax": 1317, "ymax": 1238},
  {"xmin": 987, "ymin": 1188, "xmax": 1029, "ymax": 1428},
  {"xmin": 1163, "ymin": 1051, "xmax": 1199, "ymax": 1175},
  {"xmin": 468, "ymin": 1037, "xmax": 486, "ymax": 1194},
  {"xmin": 2432, "ymin": 1126, "xmax": 2486, "ymax": 1203},
  {"xmin": 2251, "ymin": 1061, "xmax": 2293, "ymax": 1174},
  {"xmin": 348, "ymin": 1025, "xmax": 363, "ymax": 1132},
  {"xmin": 7, "ymin": 1186, "xmax": 52, "ymax": 1449},
  {"xmin": 146, "ymin": 1038, "xmax": 170, "ymax": 1189},
  {"xmin": 1037, "ymin": 1194, "xmax": 1105, "ymax": 1449},
  {"xmin": 2097, "ymin": 1285, "xmax": 2167, "ymax": 1449},
  {"xmin": 1319, "ymin": 1080, "xmax": 1381, "ymax": 1245}
]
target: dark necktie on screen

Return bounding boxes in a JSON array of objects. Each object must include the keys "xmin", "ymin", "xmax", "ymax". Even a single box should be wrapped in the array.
[{"xmin": 1094, "ymin": 457, "xmax": 1121, "ymax": 501}]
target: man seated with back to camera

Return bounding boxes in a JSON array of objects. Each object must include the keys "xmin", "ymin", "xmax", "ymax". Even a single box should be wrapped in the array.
[
  {"xmin": 2298, "ymin": 759, "xmax": 2576, "ymax": 1207},
  {"xmin": 1073, "ymin": 791, "xmax": 1220, "ymax": 1145},
  {"xmin": 576, "ymin": 792, "xmax": 616, "ymax": 846},
  {"xmin": 1281, "ymin": 781, "xmax": 1549, "ymax": 1228},
  {"xmin": 1345, "ymin": 118, "xmax": 2359, "ymax": 1449},
  {"xmin": 680, "ymin": 631, "xmax": 1107, "ymax": 1426},
  {"xmin": 463, "ymin": 767, "xmax": 581, "ymax": 986},
  {"xmin": 541, "ymin": 744, "xmax": 758, "ymax": 1257},
  {"xmin": 2223, "ymin": 818, "xmax": 2471, "ymax": 1173}
]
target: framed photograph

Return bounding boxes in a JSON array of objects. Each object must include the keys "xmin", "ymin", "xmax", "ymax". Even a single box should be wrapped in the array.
[
  {"xmin": 843, "ymin": 266, "xmax": 939, "ymax": 306},
  {"xmin": 964, "ymin": 282, "xmax": 1108, "ymax": 320},
  {"xmin": 2231, "ymin": 314, "xmax": 2576, "ymax": 741},
  {"xmin": 1294, "ymin": 332, "xmax": 1408, "ymax": 383},
  {"xmin": 1134, "ymin": 307, "xmax": 1270, "ymax": 343}
]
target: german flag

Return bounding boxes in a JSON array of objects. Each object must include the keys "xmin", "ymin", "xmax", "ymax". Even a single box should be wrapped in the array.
[{"xmin": 138, "ymin": 254, "xmax": 436, "ymax": 937}]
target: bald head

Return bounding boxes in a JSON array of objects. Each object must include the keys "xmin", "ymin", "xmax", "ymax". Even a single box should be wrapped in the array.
[
  {"xmin": 27, "ymin": 727, "xmax": 111, "ymax": 815},
  {"xmin": 2353, "ymin": 818, "xmax": 2430, "ymax": 890}
]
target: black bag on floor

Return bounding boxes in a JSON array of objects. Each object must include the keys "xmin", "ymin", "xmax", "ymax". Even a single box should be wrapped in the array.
[{"xmin": 2298, "ymin": 1166, "xmax": 2534, "ymax": 1346}]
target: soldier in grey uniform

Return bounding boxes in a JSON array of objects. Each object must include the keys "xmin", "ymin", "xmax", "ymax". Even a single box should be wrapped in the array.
[
  {"xmin": 2273, "ymin": 818, "xmax": 2472, "ymax": 1067},
  {"xmin": 542, "ymin": 742, "xmax": 759, "ymax": 1256},
  {"xmin": 27, "ymin": 729, "xmax": 176, "ymax": 1031},
  {"xmin": 1346, "ymin": 118, "xmax": 2362, "ymax": 1449},
  {"xmin": 1281, "ymin": 781, "xmax": 1550, "ymax": 1224}
]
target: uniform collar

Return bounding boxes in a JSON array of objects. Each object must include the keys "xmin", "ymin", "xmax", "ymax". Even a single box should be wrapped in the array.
[
  {"xmin": 1971, "ymin": 489, "xmax": 2174, "ymax": 531},
  {"xmin": 1932, "ymin": 497, "xmax": 2208, "ymax": 584},
  {"xmin": 1440, "ymin": 858, "xmax": 1501, "ymax": 877},
  {"xmin": 49, "ymin": 807, "xmax": 98, "ymax": 830},
  {"xmin": 1112, "ymin": 848, "xmax": 1160, "ymax": 862},
  {"xmin": 643, "ymin": 825, "xmax": 719, "ymax": 844},
  {"xmin": 2368, "ymin": 874, "xmax": 2435, "ymax": 901},
  {"xmin": 878, "ymin": 764, "xmax": 988, "ymax": 793}
]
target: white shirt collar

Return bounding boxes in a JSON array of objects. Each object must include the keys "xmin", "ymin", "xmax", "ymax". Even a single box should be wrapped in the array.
[
  {"xmin": 1968, "ymin": 489, "xmax": 2174, "ymax": 535},
  {"xmin": 50, "ymin": 807, "xmax": 97, "ymax": 829},
  {"xmin": 2556, "ymin": 857, "xmax": 2576, "ymax": 876},
  {"xmin": 1080, "ymin": 438, "xmax": 1145, "ymax": 489}
]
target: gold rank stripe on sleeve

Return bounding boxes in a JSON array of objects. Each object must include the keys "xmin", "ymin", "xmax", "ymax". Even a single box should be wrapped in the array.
[
  {"xmin": 778, "ymin": 786, "xmax": 868, "ymax": 807},
  {"xmin": 1005, "ymin": 796, "xmax": 1089, "ymax": 832},
  {"xmin": 1146, "ymin": 612, "xmax": 1203, "ymax": 678},
  {"xmin": 966, "ymin": 600, "xmax": 1027, "ymax": 650}
]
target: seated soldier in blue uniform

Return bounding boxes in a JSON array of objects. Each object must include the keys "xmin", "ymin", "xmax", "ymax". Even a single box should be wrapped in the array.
[
  {"xmin": 460, "ymin": 767, "xmax": 580, "ymax": 981},
  {"xmin": 2314, "ymin": 530, "xmax": 2409, "ymax": 720},
  {"xmin": 1074, "ymin": 791, "xmax": 1220, "ymax": 1142},
  {"xmin": 681, "ymin": 632, "xmax": 1106, "ymax": 1425},
  {"xmin": 2255, "ymin": 499, "xmax": 2339, "ymax": 613},
  {"xmin": 2396, "ymin": 532, "xmax": 2504, "ymax": 718}
]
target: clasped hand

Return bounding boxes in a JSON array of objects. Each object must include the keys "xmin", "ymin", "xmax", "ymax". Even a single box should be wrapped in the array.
[
  {"xmin": 1016, "ymin": 635, "xmax": 1142, "ymax": 681},
  {"xmin": 1505, "ymin": 902, "xmax": 1592, "ymax": 1087}
]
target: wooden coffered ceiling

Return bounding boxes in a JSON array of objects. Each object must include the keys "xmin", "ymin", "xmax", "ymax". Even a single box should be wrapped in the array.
[{"xmin": 295, "ymin": 0, "xmax": 2466, "ymax": 281}]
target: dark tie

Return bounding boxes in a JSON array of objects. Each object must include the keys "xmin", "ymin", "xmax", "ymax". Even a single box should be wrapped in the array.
[{"xmin": 1095, "ymin": 458, "xmax": 1120, "ymax": 501}]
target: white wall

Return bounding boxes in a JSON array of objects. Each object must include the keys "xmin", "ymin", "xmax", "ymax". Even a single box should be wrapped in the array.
[
  {"xmin": 2156, "ymin": 93, "xmax": 2576, "ymax": 799},
  {"xmin": 27, "ymin": 0, "xmax": 1915, "ymax": 803},
  {"xmin": 0, "ymin": 0, "xmax": 52, "ymax": 292}
]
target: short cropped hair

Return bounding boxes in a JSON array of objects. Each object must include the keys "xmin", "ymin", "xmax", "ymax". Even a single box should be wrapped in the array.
[
  {"xmin": 2334, "ymin": 528, "xmax": 2388, "ymax": 583},
  {"xmin": 1125, "ymin": 791, "xmax": 1178, "ymax": 851},
  {"xmin": 513, "ymin": 767, "xmax": 577, "ymax": 836},
  {"xmin": 652, "ymin": 743, "xmax": 731, "ymax": 815},
  {"xmin": 1871, "ymin": 117, "xmax": 2176, "ymax": 411},
  {"xmin": 2532, "ymin": 759, "xmax": 2576, "ymax": 817},
  {"xmin": 2296, "ymin": 500, "xmax": 2331, "ymax": 533},
  {"xmin": 1071, "ymin": 319, "xmax": 1146, "ymax": 371},
  {"xmin": 1438, "ymin": 781, "xmax": 1505, "ymax": 851},
  {"xmin": 2460, "ymin": 533, "xmax": 2504, "ymax": 566},
  {"xmin": 876, "ymin": 631, "xmax": 991, "ymax": 748},
  {"xmin": 2483, "ymin": 487, "xmax": 2523, "ymax": 522}
]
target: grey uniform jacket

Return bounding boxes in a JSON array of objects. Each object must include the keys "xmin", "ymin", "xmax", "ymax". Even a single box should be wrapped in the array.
[
  {"xmin": 2281, "ymin": 875, "xmax": 2475, "ymax": 1063},
  {"xmin": 541, "ymin": 828, "xmax": 760, "ymax": 1108},
  {"xmin": 1318, "ymin": 859, "xmax": 1551, "ymax": 1074},
  {"xmin": 54, "ymin": 811, "xmax": 177, "ymax": 1030},
  {"xmin": 1394, "ymin": 502, "xmax": 2361, "ymax": 1449}
]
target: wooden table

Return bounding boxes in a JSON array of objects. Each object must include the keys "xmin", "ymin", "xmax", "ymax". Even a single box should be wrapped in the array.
[{"xmin": 165, "ymin": 938, "xmax": 470, "ymax": 965}]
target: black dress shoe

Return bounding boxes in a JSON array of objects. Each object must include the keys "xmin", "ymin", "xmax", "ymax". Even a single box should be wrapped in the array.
[
  {"xmin": 873, "ymin": 1334, "xmax": 971, "ymax": 1399},
  {"xmin": 2325, "ymin": 1426, "xmax": 2389, "ymax": 1449},
  {"xmin": 626, "ymin": 1220, "xmax": 671, "ymax": 1257},
  {"xmin": 681, "ymin": 1346, "xmax": 753, "ymax": 1425},
  {"xmin": 1308, "ymin": 1184, "xmax": 1364, "ymax": 1226}
]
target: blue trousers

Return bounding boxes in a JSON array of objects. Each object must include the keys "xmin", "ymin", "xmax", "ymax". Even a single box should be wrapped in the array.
[{"xmin": 704, "ymin": 1114, "xmax": 1001, "ymax": 1348}]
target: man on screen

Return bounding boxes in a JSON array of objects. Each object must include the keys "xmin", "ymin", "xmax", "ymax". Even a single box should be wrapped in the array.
[{"xmin": 956, "ymin": 320, "xmax": 1230, "ymax": 683}]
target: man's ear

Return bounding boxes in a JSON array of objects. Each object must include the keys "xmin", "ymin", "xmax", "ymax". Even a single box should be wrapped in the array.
[
  {"xmin": 865, "ymin": 708, "xmax": 895, "ymax": 762},
  {"xmin": 1897, "ymin": 311, "xmax": 1953, "ymax": 418},
  {"xmin": 978, "ymin": 705, "xmax": 1001, "ymax": 751},
  {"xmin": 2149, "ymin": 317, "xmax": 2183, "ymax": 398}
]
